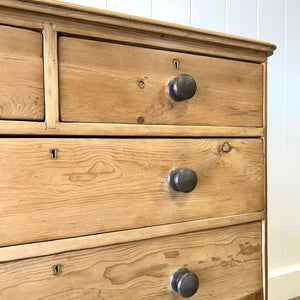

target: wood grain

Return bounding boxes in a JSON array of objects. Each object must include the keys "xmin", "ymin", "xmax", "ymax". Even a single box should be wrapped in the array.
[
  {"xmin": 43, "ymin": 22, "xmax": 59, "ymax": 129},
  {"xmin": 0, "ymin": 2, "xmax": 271, "ymax": 298},
  {"xmin": 59, "ymin": 37, "xmax": 263, "ymax": 126},
  {"xmin": 0, "ymin": 222, "xmax": 263, "ymax": 299},
  {"xmin": 0, "ymin": 5, "xmax": 268, "ymax": 64},
  {"xmin": 0, "ymin": 138, "xmax": 264, "ymax": 247},
  {"xmin": 0, "ymin": 25, "xmax": 44, "ymax": 120},
  {"xmin": 262, "ymin": 60, "xmax": 268, "ymax": 300},
  {"xmin": 0, "ymin": 211, "xmax": 265, "ymax": 263},
  {"xmin": 0, "ymin": 120, "xmax": 264, "ymax": 136},
  {"xmin": 0, "ymin": 0, "xmax": 276, "ymax": 58}
]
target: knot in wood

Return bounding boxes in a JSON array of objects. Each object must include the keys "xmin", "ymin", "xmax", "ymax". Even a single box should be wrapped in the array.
[
  {"xmin": 222, "ymin": 142, "xmax": 232, "ymax": 153},
  {"xmin": 138, "ymin": 80, "xmax": 145, "ymax": 89}
]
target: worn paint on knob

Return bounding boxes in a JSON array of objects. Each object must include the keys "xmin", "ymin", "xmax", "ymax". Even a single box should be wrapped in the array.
[
  {"xmin": 167, "ymin": 74, "xmax": 197, "ymax": 101},
  {"xmin": 168, "ymin": 167, "xmax": 197, "ymax": 193},
  {"xmin": 171, "ymin": 268, "xmax": 199, "ymax": 298}
]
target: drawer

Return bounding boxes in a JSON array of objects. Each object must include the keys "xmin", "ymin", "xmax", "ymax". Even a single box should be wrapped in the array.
[
  {"xmin": 59, "ymin": 37, "xmax": 263, "ymax": 127},
  {"xmin": 0, "ymin": 138, "xmax": 264, "ymax": 247},
  {"xmin": 0, "ymin": 25, "xmax": 44, "ymax": 121},
  {"xmin": 0, "ymin": 222, "xmax": 263, "ymax": 299}
]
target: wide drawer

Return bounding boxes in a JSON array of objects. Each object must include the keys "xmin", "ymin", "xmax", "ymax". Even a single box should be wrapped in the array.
[
  {"xmin": 0, "ymin": 138, "xmax": 264, "ymax": 246},
  {"xmin": 0, "ymin": 222, "xmax": 263, "ymax": 299},
  {"xmin": 0, "ymin": 25, "xmax": 44, "ymax": 121},
  {"xmin": 59, "ymin": 37, "xmax": 263, "ymax": 127}
]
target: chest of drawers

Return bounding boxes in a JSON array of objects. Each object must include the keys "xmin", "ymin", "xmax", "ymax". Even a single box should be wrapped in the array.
[{"xmin": 0, "ymin": 1, "xmax": 275, "ymax": 299}]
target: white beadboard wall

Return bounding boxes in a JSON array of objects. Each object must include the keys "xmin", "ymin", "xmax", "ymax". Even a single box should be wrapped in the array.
[{"xmin": 59, "ymin": 1, "xmax": 300, "ymax": 299}]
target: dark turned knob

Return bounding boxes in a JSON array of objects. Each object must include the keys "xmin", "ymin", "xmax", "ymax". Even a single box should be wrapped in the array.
[
  {"xmin": 171, "ymin": 268, "xmax": 199, "ymax": 298},
  {"xmin": 168, "ymin": 167, "xmax": 197, "ymax": 193},
  {"xmin": 167, "ymin": 74, "xmax": 197, "ymax": 101}
]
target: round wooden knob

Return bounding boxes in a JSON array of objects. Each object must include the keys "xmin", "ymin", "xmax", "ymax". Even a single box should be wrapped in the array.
[
  {"xmin": 171, "ymin": 268, "xmax": 199, "ymax": 298},
  {"xmin": 167, "ymin": 74, "xmax": 197, "ymax": 101},
  {"xmin": 168, "ymin": 167, "xmax": 197, "ymax": 193}
]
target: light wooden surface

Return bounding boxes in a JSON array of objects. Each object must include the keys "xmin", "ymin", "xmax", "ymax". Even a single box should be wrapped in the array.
[
  {"xmin": 0, "ymin": 2, "xmax": 272, "ymax": 298},
  {"xmin": 0, "ymin": 120, "xmax": 264, "ymax": 137},
  {"xmin": 0, "ymin": 222, "xmax": 262, "ymax": 300},
  {"xmin": 59, "ymin": 36, "xmax": 263, "ymax": 126},
  {"xmin": 0, "ymin": 0, "xmax": 276, "ymax": 53},
  {"xmin": 43, "ymin": 22, "xmax": 59, "ymax": 129},
  {"xmin": 0, "ymin": 1, "xmax": 275, "ymax": 63},
  {"xmin": 0, "ymin": 138, "xmax": 264, "ymax": 247},
  {"xmin": 0, "ymin": 25, "xmax": 44, "ymax": 121},
  {"xmin": 0, "ymin": 211, "xmax": 265, "ymax": 263},
  {"xmin": 263, "ymin": 60, "xmax": 268, "ymax": 299}
]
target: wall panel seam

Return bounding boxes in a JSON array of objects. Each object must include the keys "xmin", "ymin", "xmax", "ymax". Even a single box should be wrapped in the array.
[
  {"xmin": 189, "ymin": 0, "xmax": 192, "ymax": 26},
  {"xmin": 256, "ymin": 0, "xmax": 259, "ymax": 39},
  {"xmin": 281, "ymin": 0, "xmax": 287, "ymax": 273},
  {"xmin": 225, "ymin": 0, "xmax": 228, "ymax": 33}
]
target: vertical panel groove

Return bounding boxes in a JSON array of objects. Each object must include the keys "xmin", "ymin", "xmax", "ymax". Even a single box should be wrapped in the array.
[
  {"xmin": 256, "ymin": 0, "xmax": 259, "ymax": 39},
  {"xmin": 225, "ymin": 0, "xmax": 228, "ymax": 33},
  {"xmin": 281, "ymin": 0, "xmax": 287, "ymax": 275},
  {"xmin": 189, "ymin": 0, "xmax": 192, "ymax": 26}
]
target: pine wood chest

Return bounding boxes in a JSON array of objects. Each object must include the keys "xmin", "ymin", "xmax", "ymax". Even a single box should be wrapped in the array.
[{"xmin": 0, "ymin": 1, "xmax": 275, "ymax": 299}]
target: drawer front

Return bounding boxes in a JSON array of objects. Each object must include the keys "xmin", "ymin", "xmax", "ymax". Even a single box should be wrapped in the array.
[
  {"xmin": 0, "ymin": 25, "xmax": 44, "ymax": 121},
  {"xmin": 0, "ymin": 138, "xmax": 264, "ymax": 246},
  {"xmin": 0, "ymin": 222, "xmax": 263, "ymax": 299},
  {"xmin": 59, "ymin": 37, "xmax": 263, "ymax": 127}
]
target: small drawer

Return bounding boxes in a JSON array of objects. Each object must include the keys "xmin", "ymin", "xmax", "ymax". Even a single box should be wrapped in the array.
[
  {"xmin": 0, "ymin": 222, "xmax": 263, "ymax": 299},
  {"xmin": 59, "ymin": 37, "xmax": 263, "ymax": 127},
  {"xmin": 0, "ymin": 25, "xmax": 44, "ymax": 121},
  {"xmin": 0, "ymin": 138, "xmax": 264, "ymax": 247}
]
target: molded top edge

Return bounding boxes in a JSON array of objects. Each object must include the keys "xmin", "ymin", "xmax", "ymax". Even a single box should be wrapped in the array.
[{"xmin": 2, "ymin": 0, "xmax": 276, "ymax": 56}]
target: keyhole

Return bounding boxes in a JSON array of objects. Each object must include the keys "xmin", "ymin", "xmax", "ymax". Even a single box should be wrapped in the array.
[
  {"xmin": 53, "ymin": 264, "xmax": 62, "ymax": 276},
  {"xmin": 173, "ymin": 59, "xmax": 179, "ymax": 70},
  {"xmin": 50, "ymin": 149, "xmax": 57, "ymax": 160}
]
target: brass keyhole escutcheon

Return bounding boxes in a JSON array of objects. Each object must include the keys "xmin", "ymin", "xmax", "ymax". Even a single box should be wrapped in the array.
[
  {"xmin": 50, "ymin": 149, "xmax": 58, "ymax": 160},
  {"xmin": 173, "ymin": 59, "xmax": 179, "ymax": 71},
  {"xmin": 53, "ymin": 264, "xmax": 62, "ymax": 276}
]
